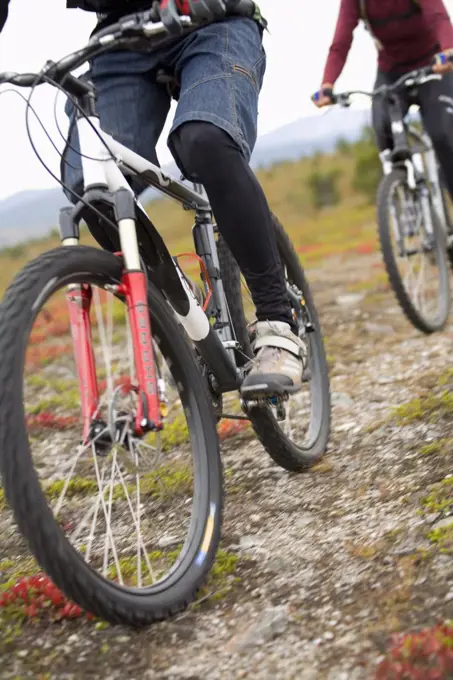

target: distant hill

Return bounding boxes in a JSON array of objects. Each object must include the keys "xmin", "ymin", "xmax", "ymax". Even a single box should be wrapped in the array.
[
  {"xmin": 0, "ymin": 107, "xmax": 371, "ymax": 246},
  {"xmin": 250, "ymin": 107, "xmax": 371, "ymax": 167}
]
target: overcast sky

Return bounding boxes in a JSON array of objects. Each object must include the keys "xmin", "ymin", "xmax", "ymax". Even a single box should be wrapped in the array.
[{"xmin": 0, "ymin": 0, "xmax": 452, "ymax": 201}]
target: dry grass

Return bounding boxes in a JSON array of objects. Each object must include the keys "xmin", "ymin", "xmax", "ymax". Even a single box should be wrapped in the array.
[{"xmin": 0, "ymin": 149, "xmax": 378, "ymax": 296}]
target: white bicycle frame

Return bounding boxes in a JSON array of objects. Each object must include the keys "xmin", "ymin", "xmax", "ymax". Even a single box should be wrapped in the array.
[
  {"xmin": 75, "ymin": 115, "xmax": 215, "ymax": 343},
  {"xmin": 382, "ymin": 126, "xmax": 451, "ymax": 243},
  {"xmin": 72, "ymin": 109, "xmax": 242, "ymax": 395},
  {"xmin": 378, "ymin": 71, "xmax": 451, "ymax": 241},
  {"xmin": 419, "ymin": 129, "xmax": 450, "ymax": 238}
]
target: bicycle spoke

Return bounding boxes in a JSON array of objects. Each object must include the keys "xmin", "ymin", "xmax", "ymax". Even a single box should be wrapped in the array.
[
  {"xmin": 18, "ymin": 275, "xmax": 200, "ymax": 595},
  {"xmin": 389, "ymin": 179, "xmax": 443, "ymax": 326}
]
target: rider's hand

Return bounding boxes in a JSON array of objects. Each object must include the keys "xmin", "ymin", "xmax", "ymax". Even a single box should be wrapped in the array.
[
  {"xmin": 312, "ymin": 84, "xmax": 334, "ymax": 108},
  {"xmin": 433, "ymin": 49, "xmax": 453, "ymax": 74},
  {"xmin": 157, "ymin": 0, "xmax": 227, "ymax": 35}
]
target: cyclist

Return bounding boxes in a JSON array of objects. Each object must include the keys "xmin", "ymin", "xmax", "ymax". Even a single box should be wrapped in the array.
[
  {"xmin": 0, "ymin": 0, "xmax": 307, "ymax": 398},
  {"xmin": 312, "ymin": 0, "xmax": 453, "ymax": 199}
]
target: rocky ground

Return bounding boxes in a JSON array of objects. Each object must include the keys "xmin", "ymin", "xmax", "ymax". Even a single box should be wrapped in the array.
[{"xmin": 2, "ymin": 249, "xmax": 453, "ymax": 679}]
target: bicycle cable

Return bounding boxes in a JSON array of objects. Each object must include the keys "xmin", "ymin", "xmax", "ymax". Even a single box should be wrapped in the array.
[{"xmin": 20, "ymin": 70, "xmax": 124, "ymax": 233}]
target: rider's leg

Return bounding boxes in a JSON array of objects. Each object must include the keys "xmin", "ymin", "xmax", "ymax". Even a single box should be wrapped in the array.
[
  {"xmin": 168, "ymin": 17, "xmax": 306, "ymax": 395},
  {"xmin": 172, "ymin": 122, "xmax": 294, "ymax": 326},
  {"xmin": 61, "ymin": 51, "xmax": 170, "ymax": 250},
  {"xmin": 418, "ymin": 72, "xmax": 453, "ymax": 200},
  {"xmin": 371, "ymin": 70, "xmax": 410, "ymax": 158}
]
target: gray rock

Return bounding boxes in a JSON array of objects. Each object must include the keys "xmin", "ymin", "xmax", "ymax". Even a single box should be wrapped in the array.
[
  {"xmin": 377, "ymin": 375, "xmax": 402, "ymax": 384},
  {"xmin": 239, "ymin": 535, "xmax": 261, "ymax": 550},
  {"xmin": 363, "ymin": 321, "xmax": 395, "ymax": 334},
  {"xmin": 336, "ymin": 293, "xmax": 365, "ymax": 307},
  {"xmin": 336, "ymin": 422, "xmax": 356, "ymax": 432},
  {"xmin": 327, "ymin": 672, "xmax": 349, "ymax": 680},
  {"xmin": 158, "ymin": 534, "xmax": 181, "ymax": 548},
  {"xmin": 161, "ymin": 665, "xmax": 201, "ymax": 679},
  {"xmin": 332, "ymin": 392, "xmax": 354, "ymax": 408},
  {"xmin": 227, "ymin": 606, "xmax": 290, "ymax": 652}
]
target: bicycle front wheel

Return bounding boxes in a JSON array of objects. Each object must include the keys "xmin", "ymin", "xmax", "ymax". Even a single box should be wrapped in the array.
[
  {"xmin": 0, "ymin": 246, "xmax": 223, "ymax": 627},
  {"xmin": 377, "ymin": 168, "xmax": 451, "ymax": 333}
]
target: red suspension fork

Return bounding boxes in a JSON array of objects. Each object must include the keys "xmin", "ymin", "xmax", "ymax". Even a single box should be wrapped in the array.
[
  {"xmin": 66, "ymin": 284, "xmax": 99, "ymax": 442},
  {"xmin": 121, "ymin": 270, "xmax": 162, "ymax": 435}
]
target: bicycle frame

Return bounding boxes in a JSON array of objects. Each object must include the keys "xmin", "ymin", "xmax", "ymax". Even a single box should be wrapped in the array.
[
  {"xmin": 407, "ymin": 124, "xmax": 449, "ymax": 234},
  {"xmin": 380, "ymin": 92, "xmax": 449, "ymax": 236},
  {"xmin": 335, "ymin": 70, "xmax": 450, "ymax": 236},
  {"xmin": 62, "ymin": 106, "xmax": 242, "ymax": 440}
]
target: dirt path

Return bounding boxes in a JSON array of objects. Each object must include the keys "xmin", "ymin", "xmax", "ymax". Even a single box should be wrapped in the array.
[{"xmin": 2, "ymin": 250, "xmax": 453, "ymax": 679}]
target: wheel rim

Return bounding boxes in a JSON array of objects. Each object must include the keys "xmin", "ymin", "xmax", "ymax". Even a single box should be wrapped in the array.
[{"xmin": 387, "ymin": 180, "xmax": 445, "ymax": 325}]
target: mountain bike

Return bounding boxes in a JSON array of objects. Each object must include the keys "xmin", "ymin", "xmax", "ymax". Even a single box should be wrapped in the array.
[
  {"xmin": 334, "ymin": 67, "xmax": 452, "ymax": 334},
  {"xmin": 0, "ymin": 10, "xmax": 330, "ymax": 627}
]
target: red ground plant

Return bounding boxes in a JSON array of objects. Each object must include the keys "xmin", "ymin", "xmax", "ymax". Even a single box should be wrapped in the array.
[
  {"xmin": 217, "ymin": 419, "xmax": 249, "ymax": 441},
  {"xmin": 374, "ymin": 621, "xmax": 453, "ymax": 680},
  {"xmin": 25, "ymin": 342, "xmax": 74, "ymax": 370},
  {"xmin": 0, "ymin": 573, "xmax": 93, "ymax": 621},
  {"xmin": 355, "ymin": 242, "xmax": 375, "ymax": 256},
  {"xmin": 27, "ymin": 412, "xmax": 79, "ymax": 432}
]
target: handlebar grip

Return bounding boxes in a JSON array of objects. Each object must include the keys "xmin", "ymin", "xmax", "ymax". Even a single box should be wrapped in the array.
[
  {"xmin": 0, "ymin": 71, "xmax": 18, "ymax": 85},
  {"xmin": 0, "ymin": 72, "xmax": 40, "ymax": 87},
  {"xmin": 431, "ymin": 52, "xmax": 453, "ymax": 66},
  {"xmin": 312, "ymin": 87, "xmax": 340, "ymax": 105},
  {"xmin": 0, "ymin": 67, "xmax": 94, "ymax": 97}
]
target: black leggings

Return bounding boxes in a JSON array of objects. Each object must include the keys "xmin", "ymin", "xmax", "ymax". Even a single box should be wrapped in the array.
[
  {"xmin": 171, "ymin": 121, "xmax": 294, "ymax": 327},
  {"xmin": 372, "ymin": 69, "xmax": 453, "ymax": 198}
]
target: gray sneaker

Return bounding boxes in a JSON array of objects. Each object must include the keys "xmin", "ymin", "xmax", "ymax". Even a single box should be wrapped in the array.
[{"xmin": 240, "ymin": 320, "xmax": 307, "ymax": 398}]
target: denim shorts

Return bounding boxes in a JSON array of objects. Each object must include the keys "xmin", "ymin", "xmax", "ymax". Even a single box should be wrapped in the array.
[{"xmin": 61, "ymin": 16, "xmax": 266, "ymax": 198}]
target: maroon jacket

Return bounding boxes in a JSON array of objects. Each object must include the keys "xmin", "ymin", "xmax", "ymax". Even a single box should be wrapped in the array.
[{"xmin": 322, "ymin": 0, "xmax": 453, "ymax": 85}]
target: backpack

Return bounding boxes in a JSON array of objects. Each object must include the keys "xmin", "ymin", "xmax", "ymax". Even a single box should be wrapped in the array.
[{"xmin": 359, "ymin": 0, "xmax": 421, "ymax": 50}]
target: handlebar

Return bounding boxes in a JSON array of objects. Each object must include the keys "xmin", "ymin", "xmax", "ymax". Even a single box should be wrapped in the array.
[
  {"xmin": 331, "ymin": 64, "xmax": 442, "ymax": 108},
  {"xmin": 0, "ymin": 1, "xmax": 255, "ymax": 98},
  {"xmin": 0, "ymin": 9, "xmax": 185, "ymax": 97}
]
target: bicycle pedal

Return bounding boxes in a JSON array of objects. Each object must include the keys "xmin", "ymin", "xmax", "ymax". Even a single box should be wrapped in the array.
[
  {"xmin": 403, "ymin": 247, "xmax": 419, "ymax": 257},
  {"xmin": 240, "ymin": 393, "xmax": 288, "ymax": 413}
]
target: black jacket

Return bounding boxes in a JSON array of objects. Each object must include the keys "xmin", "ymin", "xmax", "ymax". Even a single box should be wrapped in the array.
[
  {"xmin": 0, "ymin": 0, "xmax": 153, "ymax": 32},
  {"xmin": 0, "ymin": 1, "xmax": 265, "ymax": 35},
  {"xmin": 0, "ymin": 0, "xmax": 9, "ymax": 32}
]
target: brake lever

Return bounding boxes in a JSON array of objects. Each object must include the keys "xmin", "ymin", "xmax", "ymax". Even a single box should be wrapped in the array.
[{"xmin": 333, "ymin": 93, "xmax": 352, "ymax": 108}]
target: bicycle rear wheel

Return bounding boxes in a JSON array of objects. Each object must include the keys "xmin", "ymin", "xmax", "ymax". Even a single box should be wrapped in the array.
[
  {"xmin": 439, "ymin": 174, "xmax": 453, "ymax": 270},
  {"xmin": 0, "ymin": 246, "xmax": 222, "ymax": 627},
  {"xmin": 377, "ymin": 168, "xmax": 451, "ymax": 333},
  {"xmin": 217, "ymin": 214, "xmax": 331, "ymax": 472}
]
